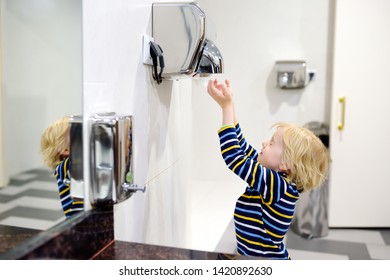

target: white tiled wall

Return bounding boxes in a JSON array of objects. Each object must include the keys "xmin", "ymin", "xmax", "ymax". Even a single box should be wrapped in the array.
[
  {"xmin": 82, "ymin": 0, "xmax": 192, "ymax": 248},
  {"xmin": 82, "ymin": 0, "xmax": 331, "ymax": 251}
]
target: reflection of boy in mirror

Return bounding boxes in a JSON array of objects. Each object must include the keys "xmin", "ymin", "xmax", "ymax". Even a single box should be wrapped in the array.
[{"xmin": 40, "ymin": 116, "xmax": 84, "ymax": 219}]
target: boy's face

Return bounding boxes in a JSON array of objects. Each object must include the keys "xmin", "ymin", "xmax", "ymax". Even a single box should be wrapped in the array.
[{"xmin": 257, "ymin": 127, "xmax": 286, "ymax": 172}]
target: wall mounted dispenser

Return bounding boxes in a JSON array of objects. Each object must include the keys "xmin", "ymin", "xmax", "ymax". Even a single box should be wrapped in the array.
[
  {"xmin": 69, "ymin": 114, "xmax": 84, "ymax": 201},
  {"xmin": 152, "ymin": 2, "xmax": 223, "ymax": 79},
  {"xmin": 275, "ymin": 60, "xmax": 308, "ymax": 89},
  {"xmin": 89, "ymin": 113, "xmax": 145, "ymax": 208}
]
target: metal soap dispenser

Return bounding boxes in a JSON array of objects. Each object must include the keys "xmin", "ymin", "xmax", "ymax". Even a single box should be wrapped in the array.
[{"xmin": 89, "ymin": 113, "xmax": 145, "ymax": 207}]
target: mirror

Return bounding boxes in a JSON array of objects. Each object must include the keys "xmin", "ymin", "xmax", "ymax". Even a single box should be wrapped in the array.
[{"xmin": 0, "ymin": 0, "xmax": 82, "ymax": 253}]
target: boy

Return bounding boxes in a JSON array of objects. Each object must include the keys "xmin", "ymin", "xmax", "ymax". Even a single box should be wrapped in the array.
[
  {"xmin": 207, "ymin": 79, "xmax": 329, "ymax": 259},
  {"xmin": 40, "ymin": 116, "xmax": 84, "ymax": 219}
]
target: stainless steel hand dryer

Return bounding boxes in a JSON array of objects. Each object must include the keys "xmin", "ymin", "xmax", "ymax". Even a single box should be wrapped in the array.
[{"xmin": 152, "ymin": 2, "xmax": 223, "ymax": 78}]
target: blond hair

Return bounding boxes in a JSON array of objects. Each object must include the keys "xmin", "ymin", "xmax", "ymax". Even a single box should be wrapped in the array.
[
  {"xmin": 273, "ymin": 123, "xmax": 330, "ymax": 192},
  {"xmin": 40, "ymin": 116, "xmax": 70, "ymax": 170}
]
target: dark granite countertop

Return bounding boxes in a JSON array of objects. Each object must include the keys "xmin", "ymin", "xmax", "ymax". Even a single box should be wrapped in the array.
[
  {"xmin": 0, "ymin": 207, "xmax": 114, "ymax": 260},
  {"xmin": 93, "ymin": 240, "xmax": 262, "ymax": 260},
  {"xmin": 0, "ymin": 207, "xmax": 263, "ymax": 260},
  {"xmin": 0, "ymin": 225, "xmax": 41, "ymax": 254}
]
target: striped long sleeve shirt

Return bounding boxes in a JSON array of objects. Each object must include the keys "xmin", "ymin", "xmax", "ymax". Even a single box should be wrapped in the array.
[
  {"xmin": 54, "ymin": 157, "xmax": 84, "ymax": 219},
  {"xmin": 218, "ymin": 123, "xmax": 299, "ymax": 259}
]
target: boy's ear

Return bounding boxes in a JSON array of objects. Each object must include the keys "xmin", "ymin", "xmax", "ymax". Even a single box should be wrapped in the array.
[{"xmin": 279, "ymin": 162, "xmax": 291, "ymax": 174}]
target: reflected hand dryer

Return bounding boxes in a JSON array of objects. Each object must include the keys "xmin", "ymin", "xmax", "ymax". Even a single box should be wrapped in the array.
[{"xmin": 152, "ymin": 2, "xmax": 223, "ymax": 79}]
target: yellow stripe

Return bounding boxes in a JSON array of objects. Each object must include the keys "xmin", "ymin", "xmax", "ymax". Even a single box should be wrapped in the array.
[
  {"xmin": 268, "ymin": 207, "xmax": 293, "ymax": 219},
  {"xmin": 241, "ymin": 194, "xmax": 261, "ymax": 199},
  {"xmin": 64, "ymin": 209, "xmax": 70, "ymax": 214},
  {"xmin": 285, "ymin": 191, "xmax": 299, "ymax": 199},
  {"xmin": 221, "ymin": 145, "xmax": 240, "ymax": 154},
  {"xmin": 234, "ymin": 213, "xmax": 263, "ymax": 225},
  {"xmin": 72, "ymin": 201, "xmax": 84, "ymax": 205},
  {"xmin": 281, "ymin": 178, "xmax": 299, "ymax": 199},
  {"xmin": 250, "ymin": 162, "xmax": 259, "ymax": 186},
  {"xmin": 236, "ymin": 233, "xmax": 278, "ymax": 248},
  {"xmin": 241, "ymin": 193, "xmax": 293, "ymax": 219},
  {"xmin": 236, "ymin": 204, "xmax": 286, "ymax": 239},
  {"xmin": 259, "ymin": 196, "xmax": 293, "ymax": 219},
  {"xmin": 63, "ymin": 158, "xmax": 69, "ymax": 174},
  {"xmin": 267, "ymin": 171, "xmax": 274, "ymax": 205},
  {"xmin": 247, "ymin": 148, "xmax": 253, "ymax": 157},
  {"xmin": 218, "ymin": 125, "xmax": 235, "ymax": 133},
  {"xmin": 232, "ymin": 156, "xmax": 247, "ymax": 173},
  {"xmin": 59, "ymin": 187, "xmax": 70, "ymax": 196},
  {"xmin": 265, "ymin": 228, "xmax": 284, "ymax": 239}
]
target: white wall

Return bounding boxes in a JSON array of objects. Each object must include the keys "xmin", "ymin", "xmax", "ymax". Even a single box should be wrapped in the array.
[
  {"xmin": 82, "ymin": 0, "xmax": 332, "ymax": 251},
  {"xmin": 82, "ymin": 0, "xmax": 191, "ymax": 248},
  {"xmin": 1, "ymin": 0, "xmax": 82, "ymax": 177}
]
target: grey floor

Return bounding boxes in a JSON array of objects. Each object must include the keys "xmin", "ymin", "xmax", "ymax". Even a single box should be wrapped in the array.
[
  {"xmin": 1, "ymin": 168, "xmax": 390, "ymax": 260},
  {"xmin": 215, "ymin": 216, "xmax": 390, "ymax": 260},
  {"xmin": 0, "ymin": 168, "xmax": 65, "ymax": 231}
]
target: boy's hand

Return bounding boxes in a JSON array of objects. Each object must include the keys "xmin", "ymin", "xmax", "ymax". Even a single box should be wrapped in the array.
[
  {"xmin": 207, "ymin": 79, "xmax": 235, "ymax": 125},
  {"xmin": 207, "ymin": 79, "xmax": 233, "ymax": 109}
]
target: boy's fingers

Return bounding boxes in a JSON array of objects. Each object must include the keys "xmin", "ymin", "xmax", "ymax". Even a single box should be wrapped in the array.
[
  {"xmin": 207, "ymin": 79, "xmax": 215, "ymax": 93},
  {"xmin": 208, "ymin": 80, "xmax": 219, "ymax": 98}
]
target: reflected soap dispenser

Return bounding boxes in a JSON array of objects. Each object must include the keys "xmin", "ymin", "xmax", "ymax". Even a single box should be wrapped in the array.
[
  {"xmin": 89, "ymin": 113, "xmax": 145, "ymax": 208},
  {"xmin": 69, "ymin": 114, "xmax": 84, "ymax": 200}
]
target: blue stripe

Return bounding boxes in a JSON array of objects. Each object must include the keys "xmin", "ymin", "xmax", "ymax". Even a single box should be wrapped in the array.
[
  {"xmin": 219, "ymin": 131, "xmax": 236, "ymax": 141},
  {"xmin": 223, "ymin": 150, "xmax": 241, "ymax": 161},
  {"xmin": 263, "ymin": 217, "xmax": 287, "ymax": 233},
  {"xmin": 288, "ymin": 184, "xmax": 299, "ymax": 196},
  {"xmin": 235, "ymin": 206, "xmax": 262, "ymax": 217},
  {"xmin": 237, "ymin": 247, "xmax": 246, "ymax": 255},
  {"xmin": 274, "ymin": 203, "xmax": 295, "ymax": 213},
  {"xmin": 255, "ymin": 166, "xmax": 263, "ymax": 191},
  {"xmin": 62, "ymin": 200, "xmax": 72, "ymax": 208},
  {"xmin": 276, "ymin": 174, "xmax": 280, "ymax": 201},
  {"xmin": 236, "ymin": 226, "xmax": 272, "ymax": 242},
  {"xmin": 237, "ymin": 158, "xmax": 248, "ymax": 177}
]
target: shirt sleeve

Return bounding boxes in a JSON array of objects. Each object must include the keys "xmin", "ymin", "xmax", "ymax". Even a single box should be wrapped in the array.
[
  {"xmin": 234, "ymin": 123, "xmax": 258, "ymax": 160},
  {"xmin": 218, "ymin": 124, "xmax": 287, "ymax": 204}
]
